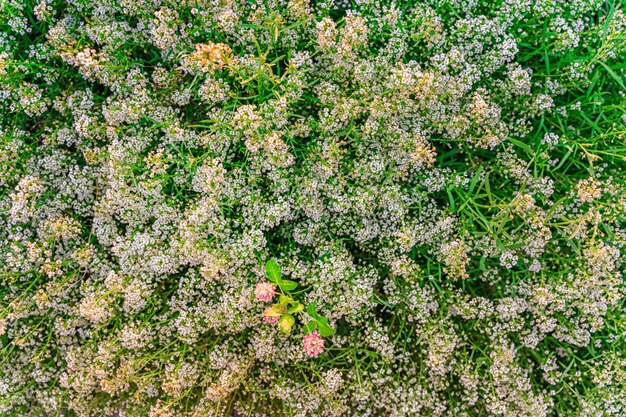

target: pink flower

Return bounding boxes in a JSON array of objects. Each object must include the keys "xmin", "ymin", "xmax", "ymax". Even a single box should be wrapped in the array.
[
  {"xmin": 255, "ymin": 282, "xmax": 275, "ymax": 302},
  {"xmin": 303, "ymin": 331, "xmax": 324, "ymax": 356}
]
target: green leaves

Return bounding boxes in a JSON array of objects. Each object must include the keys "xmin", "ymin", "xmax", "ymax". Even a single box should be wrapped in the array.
[
  {"xmin": 304, "ymin": 303, "xmax": 335, "ymax": 337},
  {"xmin": 279, "ymin": 295, "xmax": 303, "ymax": 312},
  {"xmin": 287, "ymin": 303, "xmax": 304, "ymax": 314},
  {"xmin": 266, "ymin": 259, "xmax": 298, "ymax": 291},
  {"xmin": 316, "ymin": 317, "xmax": 335, "ymax": 337},
  {"xmin": 304, "ymin": 320, "xmax": 317, "ymax": 335}
]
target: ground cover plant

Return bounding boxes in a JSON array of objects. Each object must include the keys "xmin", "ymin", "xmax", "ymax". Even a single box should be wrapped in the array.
[{"xmin": 1, "ymin": 0, "xmax": 626, "ymax": 416}]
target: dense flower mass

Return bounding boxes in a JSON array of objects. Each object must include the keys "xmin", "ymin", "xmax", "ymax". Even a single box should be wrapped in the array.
[{"xmin": 1, "ymin": 0, "xmax": 626, "ymax": 416}]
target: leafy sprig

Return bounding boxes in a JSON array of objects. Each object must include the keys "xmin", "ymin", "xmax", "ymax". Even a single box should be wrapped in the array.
[{"xmin": 263, "ymin": 259, "xmax": 335, "ymax": 336}]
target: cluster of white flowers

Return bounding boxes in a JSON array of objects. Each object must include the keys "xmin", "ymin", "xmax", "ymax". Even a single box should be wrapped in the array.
[{"xmin": 1, "ymin": 0, "xmax": 625, "ymax": 416}]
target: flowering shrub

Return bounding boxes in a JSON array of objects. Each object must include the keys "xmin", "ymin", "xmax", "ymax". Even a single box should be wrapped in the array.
[{"xmin": 1, "ymin": 0, "xmax": 625, "ymax": 416}]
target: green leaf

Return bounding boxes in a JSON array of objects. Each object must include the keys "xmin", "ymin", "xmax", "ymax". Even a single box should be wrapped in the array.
[
  {"xmin": 287, "ymin": 303, "xmax": 304, "ymax": 314},
  {"xmin": 468, "ymin": 168, "xmax": 482, "ymax": 195},
  {"xmin": 315, "ymin": 316, "xmax": 336, "ymax": 337},
  {"xmin": 306, "ymin": 302, "xmax": 320, "ymax": 320},
  {"xmin": 598, "ymin": 60, "xmax": 626, "ymax": 90},
  {"xmin": 303, "ymin": 320, "xmax": 317, "ymax": 335},
  {"xmin": 447, "ymin": 188, "xmax": 456, "ymax": 212},
  {"xmin": 508, "ymin": 137, "xmax": 534, "ymax": 154},
  {"xmin": 278, "ymin": 314, "xmax": 295, "ymax": 334},
  {"xmin": 317, "ymin": 322, "xmax": 336, "ymax": 337},
  {"xmin": 266, "ymin": 259, "xmax": 281, "ymax": 283},
  {"xmin": 278, "ymin": 279, "xmax": 297, "ymax": 291}
]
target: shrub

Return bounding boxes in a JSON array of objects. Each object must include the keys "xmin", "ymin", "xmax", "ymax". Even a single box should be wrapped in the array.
[{"xmin": 1, "ymin": 0, "xmax": 625, "ymax": 416}]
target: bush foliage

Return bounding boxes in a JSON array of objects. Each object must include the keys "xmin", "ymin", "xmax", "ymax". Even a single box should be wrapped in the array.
[{"xmin": 1, "ymin": 0, "xmax": 625, "ymax": 416}]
